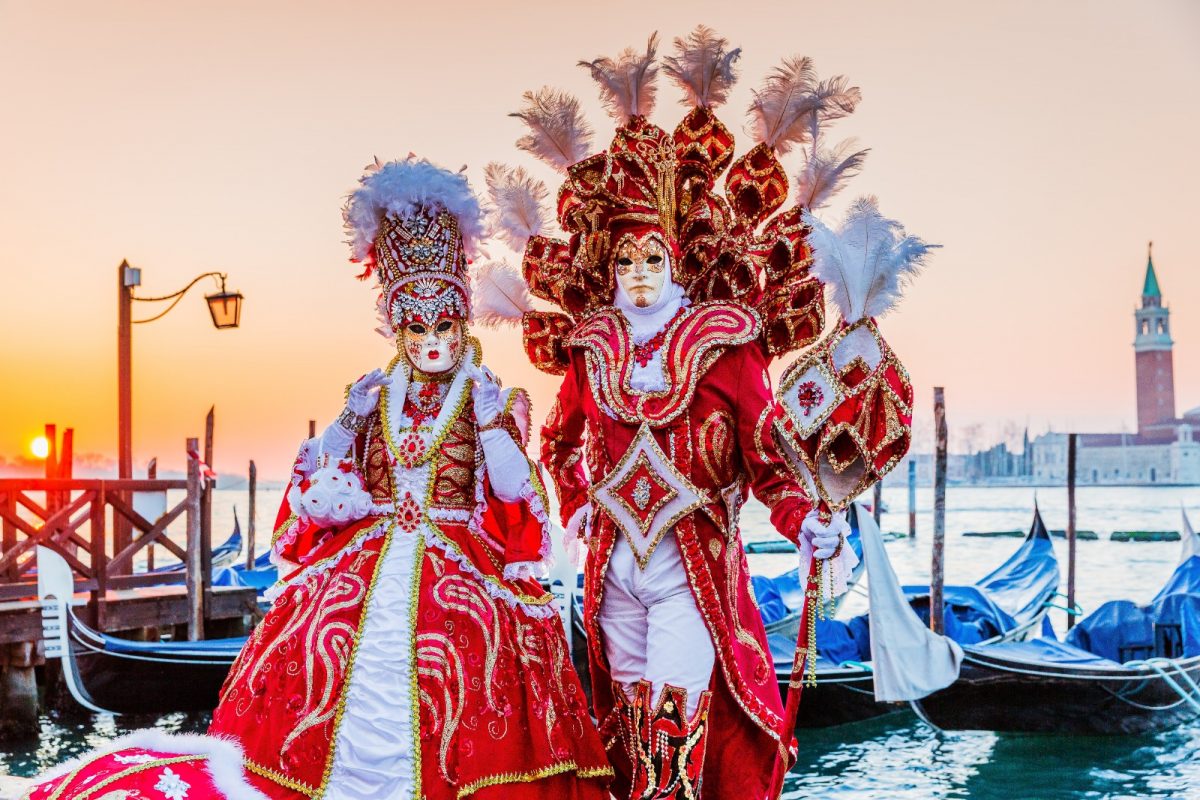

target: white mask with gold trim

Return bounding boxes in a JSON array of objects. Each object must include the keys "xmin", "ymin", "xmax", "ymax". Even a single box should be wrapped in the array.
[
  {"xmin": 613, "ymin": 232, "xmax": 671, "ymax": 309},
  {"xmin": 401, "ymin": 318, "xmax": 465, "ymax": 375}
]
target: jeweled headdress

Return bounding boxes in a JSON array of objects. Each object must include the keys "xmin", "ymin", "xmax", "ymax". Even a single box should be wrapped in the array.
[
  {"xmin": 343, "ymin": 157, "xmax": 485, "ymax": 334},
  {"xmin": 478, "ymin": 27, "xmax": 872, "ymax": 371}
]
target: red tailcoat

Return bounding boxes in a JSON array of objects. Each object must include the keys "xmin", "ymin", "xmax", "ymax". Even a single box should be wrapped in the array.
[{"xmin": 540, "ymin": 301, "xmax": 813, "ymax": 798}]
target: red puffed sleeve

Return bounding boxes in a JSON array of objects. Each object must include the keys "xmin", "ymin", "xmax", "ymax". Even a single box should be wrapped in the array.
[
  {"xmin": 539, "ymin": 355, "xmax": 591, "ymax": 527},
  {"xmin": 732, "ymin": 343, "xmax": 814, "ymax": 544}
]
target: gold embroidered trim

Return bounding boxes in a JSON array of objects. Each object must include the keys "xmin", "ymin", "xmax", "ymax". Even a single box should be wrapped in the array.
[
  {"xmin": 673, "ymin": 519, "xmax": 786, "ymax": 746},
  {"xmin": 427, "ymin": 516, "xmax": 556, "ymax": 606},
  {"xmin": 47, "ymin": 755, "xmax": 205, "ymax": 800},
  {"xmin": 244, "ymin": 758, "xmax": 318, "ymax": 796},
  {"xmin": 455, "ymin": 761, "xmax": 614, "ymax": 798},
  {"xmin": 380, "ymin": 338, "xmax": 482, "ymax": 469},
  {"xmin": 590, "ymin": 424, "xmax": 707, "ymax": 570},
  {"xmin": 409, "ymin": 532, "xmax": 426, "ymax": 800},
  {"xmin": 568, "ymin": 301, "xmax": 760, "ymax": 427}
]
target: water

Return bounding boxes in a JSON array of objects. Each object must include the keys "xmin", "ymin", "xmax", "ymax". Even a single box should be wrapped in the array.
[{"xmin": 4, "ymin": 485, "xmax": 1200, "ymax": 798}]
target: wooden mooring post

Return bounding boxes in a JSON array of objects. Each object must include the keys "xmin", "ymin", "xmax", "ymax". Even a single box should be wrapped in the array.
[
  {"xmin": 1067, "ymin": 432, "xmax": 1078, "ymax": 630},
  {"xmin": 246, "ymin": 460, "xmax": 257, "ymax": 570},
  {"xmin": 145, "ymin": 457, "xmax": 157, "ymax": 571},
  {"xmin": 186, "ymin": 437, "xmax": 205, "ymax": 641},
  {"xmin": 200, "ymin": 409, "xmax": 214, "ymax": 597},
  {"xmin": 931, "ymin": 387, "xmax": 948, "ymax": 635},
  {"xmin": 873, "ymin": 481, "xmax": 883, "ymax": 526},
  {"xmin": 908, "ymin": 459, "xmax": 917, "ymax": 540}
]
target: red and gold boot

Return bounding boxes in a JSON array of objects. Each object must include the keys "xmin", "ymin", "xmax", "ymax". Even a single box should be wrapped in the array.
[
  {"xmin": 600, "ymin": 681, "xmax": 641, "ymax": 799},
  {"xmin": 629, "ymin": 681, "xmax": 713, "ymax": 800}
]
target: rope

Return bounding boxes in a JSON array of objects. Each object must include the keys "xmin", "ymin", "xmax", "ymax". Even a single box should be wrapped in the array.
[{"xmin": 1123, "ymin": 658, "xmax": 1200, "ymax": 714}]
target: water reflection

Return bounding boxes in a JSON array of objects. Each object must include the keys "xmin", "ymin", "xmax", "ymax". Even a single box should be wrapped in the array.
[
  {"xmin": 784, "ymin": 713, "xmax": 1200, "ymax": 800},
  {"xmin": 0, "ymin": 712, "xmax": 209, "ymax": 778},
  {"xmin": 5, "ymin": 711, "xmax": 1200, "ymax": 797}
]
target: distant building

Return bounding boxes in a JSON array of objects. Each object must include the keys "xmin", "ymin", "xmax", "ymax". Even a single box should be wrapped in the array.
[{"xmin": 1031, "ymin": 246, "xmax": 1200, "ymax": 485}]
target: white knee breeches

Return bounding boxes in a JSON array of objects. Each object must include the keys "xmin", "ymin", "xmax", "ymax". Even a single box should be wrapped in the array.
[{"xmin": 598, "ymin": 533, "xmax": 715, "ymax": 717}]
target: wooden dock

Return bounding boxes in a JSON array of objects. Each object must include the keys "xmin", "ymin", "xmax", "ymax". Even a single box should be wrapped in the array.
[{"xmin": 0, "ymin": 449, "xmax": 260, "ymax": 738}]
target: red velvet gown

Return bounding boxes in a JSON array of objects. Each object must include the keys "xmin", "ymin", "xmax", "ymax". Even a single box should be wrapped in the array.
[
  {"xmin": 541, "ymin": 302, "xmax": 814, "ymax": 799},
  {"xmin": 211, "ymin": 348, "xmax": 611, "ymax": 799},
  {"xmin": 25, "ymin": 345, "xmax": 611, "ymax": 800}
]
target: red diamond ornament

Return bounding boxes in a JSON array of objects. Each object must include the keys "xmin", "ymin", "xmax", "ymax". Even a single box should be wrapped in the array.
[{"xmin": 610, "ymin": 452, "xmax": 677, "ymax": 538}]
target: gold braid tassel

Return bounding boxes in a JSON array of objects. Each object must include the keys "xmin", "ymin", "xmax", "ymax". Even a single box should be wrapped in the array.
[{"xmin": 804, "ymin": 563, "xmax": 826, "ymax": 688}]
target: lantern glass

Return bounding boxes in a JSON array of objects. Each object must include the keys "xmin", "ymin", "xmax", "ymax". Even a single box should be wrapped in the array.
[{"xmin": 205, "ymin": 291, "xmax": 243, "ymax": 329}]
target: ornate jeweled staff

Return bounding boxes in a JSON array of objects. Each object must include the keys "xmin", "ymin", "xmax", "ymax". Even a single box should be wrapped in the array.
[{"xmin": 770, "ymin": 197, "xmax": 935, "ymax": 791}]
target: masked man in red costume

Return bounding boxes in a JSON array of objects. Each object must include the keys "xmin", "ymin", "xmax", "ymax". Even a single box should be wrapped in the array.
[
  {"xmin": 484, "ymin": 29, "xmax": 863, "ymax": 800},
  {"xmin": 22, "ymin": 158, "xmax": 612, "ymax": 800}
]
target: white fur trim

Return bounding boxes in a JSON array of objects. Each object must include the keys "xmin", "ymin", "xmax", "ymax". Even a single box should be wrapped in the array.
[
  {"xmin": 344, "ymin": 158, "xmax": 485, "ymax": 263},
  {"xmin": 36, "ymin": 730, "xmax": 268, "ymax": 800}
]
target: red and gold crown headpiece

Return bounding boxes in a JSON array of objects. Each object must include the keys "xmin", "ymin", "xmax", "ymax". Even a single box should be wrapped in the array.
[
  {"xmin": 343, "ymin": 157, "xmax": 485, "ymax": 333},
  {"xmin": 482, "ymin": 28, "xmax": 870, "ymax": 372}
]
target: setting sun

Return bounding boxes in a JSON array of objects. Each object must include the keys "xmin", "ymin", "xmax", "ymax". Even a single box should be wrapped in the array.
[{"xmin": 30, "ymin": 436, "xmax": 49, "ymax": 460}]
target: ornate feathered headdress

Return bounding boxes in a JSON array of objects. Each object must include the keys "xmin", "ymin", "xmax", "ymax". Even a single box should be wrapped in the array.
[
  {"xmin": 482, "ymin": 26, "xmax": 870, "ymax": 371},
  {"xmin": 343, "ymin": 157, "xmax": 485, "ymax": 336}
]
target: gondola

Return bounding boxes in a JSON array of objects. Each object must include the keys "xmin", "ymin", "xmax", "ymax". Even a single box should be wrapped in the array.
[
  {"xmin": 212, "ymin": 548, "xmax": 278, "ymax": 596},
  {"xmin": 37, "ymin": 545, "xmax": 246, "ymax": 714},
  {"xmin": 761, "ymin": 506, "xmax": 1060, "ymax": 728},
  {"xmin": 146, "ymin": 510, "xmax": 244, "ymax": 574},
  {"xmin": 911, "ymin": 509, "xmax": 1200, "ymax": 735}
]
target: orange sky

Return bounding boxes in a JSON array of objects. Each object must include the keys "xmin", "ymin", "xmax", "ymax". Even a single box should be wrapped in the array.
[{"xmin": 2, "ymin": 0, "xmax": 1198, "ymax": 480}]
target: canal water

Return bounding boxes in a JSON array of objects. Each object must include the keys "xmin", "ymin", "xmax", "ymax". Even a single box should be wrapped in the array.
[{"xmin": 3, "ymin": 485, "xmax": 1199, "ymax": 799}]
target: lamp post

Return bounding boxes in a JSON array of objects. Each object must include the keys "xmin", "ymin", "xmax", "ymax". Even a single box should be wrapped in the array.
[{"xmin": 116, "ymin": 260, "xmax": 243, "ymax": 482}]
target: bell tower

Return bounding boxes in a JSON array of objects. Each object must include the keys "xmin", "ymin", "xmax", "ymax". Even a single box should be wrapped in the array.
[{"xmin": 1134, "ymin": 242, "xmax": 1176, "ymax": 434}]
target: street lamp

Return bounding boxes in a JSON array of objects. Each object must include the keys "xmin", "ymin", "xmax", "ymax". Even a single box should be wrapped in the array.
[
  {"xmin": 117, "ymin": 260, "xmax": 244, "ymax": 482},
  {"xmin": 205, "ymin": 275, "xmax": 244, "ymax": 330}
]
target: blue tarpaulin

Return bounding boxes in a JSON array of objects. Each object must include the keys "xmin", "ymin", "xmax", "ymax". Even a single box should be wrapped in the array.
[
  {"xmin": 1044, "ymin": 556, "xmax": 1200, "ymax": 665},
  {"xmin": 983, "ymin": 638, "xmax": 1121, "ymax": 667},
  {"xmin": 752, "ymin": 513, "xmax": 1060, "ymax": 664}
]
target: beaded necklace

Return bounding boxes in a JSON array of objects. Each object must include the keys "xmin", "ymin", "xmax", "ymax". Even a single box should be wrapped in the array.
[
  {"xmin": 632, "ymin": 307, "xmax": 686, "ymax": 367},
  {"xmin": 404, "ymin": 379, "xmax": 448, "ymax": 427}
]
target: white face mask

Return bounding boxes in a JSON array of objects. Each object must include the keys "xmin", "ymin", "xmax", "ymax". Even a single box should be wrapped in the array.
[
  {"xmin": 401, "ymin": 318, "xmax": 464, "ymax": 374},
  {"xmin": 614, "ymin": 233, "xmax": 671, "ymax": 309}
]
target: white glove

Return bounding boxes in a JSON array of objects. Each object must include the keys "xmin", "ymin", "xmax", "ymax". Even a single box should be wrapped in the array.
[
  {"xmin": 800, "ymin": 509, "xmax": 849, "ymax": 560},
  {"xmin": 564, "ymin": 503, "xmax": 592, "ymax": 567},
  {"xmin": 317, "ymin": 369, "xmax": 390, "ymax": 462},
  {"xmin": 347, "ymin": 369, "xmax": 390, "ymax": 416},
  {"xmin": 470, "ymin": 365, "xmax": 503, "ymax": 426}
]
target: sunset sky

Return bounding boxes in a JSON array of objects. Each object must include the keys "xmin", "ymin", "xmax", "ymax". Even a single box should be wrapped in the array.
[{"xmin": 2, "ymin": 1, "xmax": 1198, "ymax": 480}]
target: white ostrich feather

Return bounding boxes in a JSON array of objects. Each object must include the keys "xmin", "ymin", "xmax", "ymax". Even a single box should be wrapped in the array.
[
  {"xmin": 374, "ymin": 292, "xmax": 395, "ymax": 341},
  {"xmin": 343, "ymin": 157, "xmax": 484, "ymax": 263},
  {"xmin": 472, "ymin": 260, "xmax": 533, "ymax": 328},
  {"xmin": 803, "ymin": 196, "xmax": 938, "ymax": 322},
  {"xmin": 484, "ymin": 162, "xmax": 552, "ymax": 252},
  {"xmin": 579, "ymin": 33, "xmax": 660, "ymax": 122},
  {"xmin": 795, "ymin": 135, "xmax": 870, "ymax": 210},
  {"xmin": 748, "ymin": 57, "xmax": 862, "ymax": 155},
  {"xmin": 510, "ymin": 88, "xmax": 594, "ymax": 173},
  {"xmin": 662, "ymin": 25, "xmax": 741, "ymax": 108}
]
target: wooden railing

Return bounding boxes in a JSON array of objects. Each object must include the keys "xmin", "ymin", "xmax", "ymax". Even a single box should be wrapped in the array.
[{"xmin": 0, "ymin": 438, "xmax": 211, "ymax": 638}]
